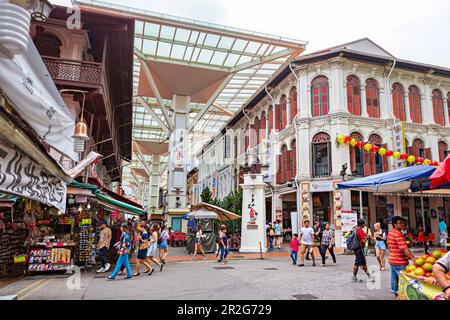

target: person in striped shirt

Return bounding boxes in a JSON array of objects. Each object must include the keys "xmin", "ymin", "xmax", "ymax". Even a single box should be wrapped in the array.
[{"xmin": 387, "ymin": 216, "xmax": 416, "ymax": 298}]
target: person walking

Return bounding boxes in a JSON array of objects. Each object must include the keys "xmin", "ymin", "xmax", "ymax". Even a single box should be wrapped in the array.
[
  {"xmin": 290, "ymin": 233, "xmax": 300, "ymax": 265},
  {"xmin": 320, "ymin": 223, "xmax": 336, "ymax": 266},
  {"xmin": 268, "ymin": 225, "xmax": 275, "ymax": 251},
  {"xmin": 218, "ymin": 225, "xmax": 229, "ymax": 264},
  {"xmin": 387, "ymin": 216, "xmax": 416, "ymax": 298},
  {"xmin": 96, "ymin": 221, "xmax": 111, "ymax": 273},
  {"xmin": 274, "ymin": 220, "xmax": 282, "ymax": 249},
  {"xmin": 192, "ymin": 225, "xmax": 208, "ymax": 261},
  {"xmin": 439, "ymin": 218, "xmax": 448, "ymax": 248},
  {"xmin": 307, "ymin": 220, "xmax": 322, "ymax": 261},
  {"xmin": 108, "ymin": 223, "xmax": 133, "ymax": 280},
  {"xmin": 432, "ymin": 251, "xmax": 450, "ymax": 300},
  {"xmin": 298, "ymin": 220, "xmax": 315, "ymax": 267},
  {"xmin": 372, "ymin": 222, "xmax": 387, "ymax": 271},
  {"xmin": 133, "ymin": 224, "xmax": 153, "ymax": 276},
  {"xmin": 265, "ymin": 223, "xmax": 270, "ymax": 249},
  {"xmin": 351, "ymin": 219, "xmax": 374, "ymax": 282},
  {"xmin": 159, "ymin": 225, "xmax": 169, "ymax": 264},
  {"xmin": 147, "ymin": 224, "xmax": 163, "ymax": 272}
]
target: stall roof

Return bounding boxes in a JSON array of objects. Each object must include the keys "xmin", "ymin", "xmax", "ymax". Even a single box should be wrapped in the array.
[
  {"xmin": 190, "ymin": 202, "xmax": 241, "ymax": 221},
  {"xmin": 94, "ymin": 192, "xmax": 146, "ymax": 215}
]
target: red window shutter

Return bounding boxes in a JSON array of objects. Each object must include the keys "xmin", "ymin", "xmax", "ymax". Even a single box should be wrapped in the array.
[
  {"xmin": 424, "ymin": 148, "xmax": 431, "ymax": 161},
  {"xmin": 322, "ymin": 86, "xmax": 329, "ymax": 116},
  {"xmin": 350, "ymin": 147, "xmax": 356, "ymax": 172},
  {"xmin": 277, "ymin": 154, "xmax": 282, "ymax": 184},
  {"xmin": 275, "ymin": 104, "xmax": 281, "ymax": 130},
  {"xmin": 382, "ymin": 143, "xmax": 389, "ymax": 172},
  {"xmin": 347, "ymin": 85, "xmax": 353, "ymax": 113},
  {"xmin": 363, "ymin": 149, "xmax": 370, "ymax": 176},
  {"xmin": 285, "ymin": 150, "xmax": 291, "ymax": 181},
  {"xmin": 412, "ymin": 147, "xmax": 419, "ymax": 158},
  {"xmin": 291, "ymin": 90, "xmax": 298, "ymax": 122},
  {"xmin": 282, "ymin": 99, "xmax": 287, "ymax": 129},
  {"xmin": 269, "ymin": 108, "xmax": 273, "ymax": 133},
  {"xmin": 292, "ymin": 144, "xmax": 297, "ymax": 178}
]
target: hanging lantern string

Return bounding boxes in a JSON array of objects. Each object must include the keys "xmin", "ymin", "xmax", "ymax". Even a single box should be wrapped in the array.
[{"xmin": 335, "ymin": 134, "xmax": 440, "ymax": 166}]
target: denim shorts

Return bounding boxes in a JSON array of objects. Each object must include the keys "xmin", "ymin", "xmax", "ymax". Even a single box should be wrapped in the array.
[{"xmin": 375, "ymin": 240, "xmax": 387, "ymax": 250}]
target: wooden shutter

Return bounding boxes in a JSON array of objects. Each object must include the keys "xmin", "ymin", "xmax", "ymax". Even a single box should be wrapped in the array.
[
  {"xmin": 363, "ymin": 147, "xmax": 370, "ymax": 176},
  {"xmin": 285, "ymin": 149, "xmax": 291, "ymax": 181},
  {"xmin": 277, "ymin": 154, "xmax": 282, "ymax": 184},
  {"xmin": 350, "ymin": 147, "xmax": 356, "ymax": 172},
  {"xmin": 424, "ymin": 148, "xmax": 431, "ymax": 161}
]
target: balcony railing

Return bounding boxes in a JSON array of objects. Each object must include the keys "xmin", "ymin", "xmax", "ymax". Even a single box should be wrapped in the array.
[
  {"xmin": 313, "ymin": 163, "xmax": 329, "ymax": 177},
  {"xmin": 42, "ymin": 56, "xmax": 103, "ymax": 86}
]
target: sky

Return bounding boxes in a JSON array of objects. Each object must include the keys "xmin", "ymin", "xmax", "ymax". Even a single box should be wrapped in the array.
[{"xmin": 52, "ymin": 0, "xmax": 450, "ymax": 67}]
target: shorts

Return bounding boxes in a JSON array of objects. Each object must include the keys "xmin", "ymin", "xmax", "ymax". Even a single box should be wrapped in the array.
[
  {"xmin": 375, "ymin": 240, "xmax": 387, "ymax": 250},
  {"xmin": 300, "ymin": 244, "xmax": 312, "ymax": 254},
  {"xmin": 159, "ymin": 240, "xmax": 168, "ymax": 250},
  {"xmin": 137, "ymin": 249, "xmax": 147, "ymax": 260},
  {"xmin": 354, "ymin": 247, "xmax": 366, "ymax": 266}
]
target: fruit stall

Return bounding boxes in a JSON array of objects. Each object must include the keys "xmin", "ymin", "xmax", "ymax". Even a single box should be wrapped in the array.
[{"xmin": 398, "ymin": 249, "xmax": 450, "ymax": 300}]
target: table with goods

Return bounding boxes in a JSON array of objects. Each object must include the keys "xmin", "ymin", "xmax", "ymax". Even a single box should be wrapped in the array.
[{"xmin": 398, "ymin": 249, "xmax": 450, "ymax": 300}]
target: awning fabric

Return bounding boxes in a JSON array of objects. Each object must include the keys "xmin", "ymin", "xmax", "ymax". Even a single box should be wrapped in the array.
[
  {"xmin": 337, "ymin": 165, "xmax": 436, "ymax": 192},
  {"xmin": 94, "ymin": 193, "xmax": 146, "ymax": 215},
  {"xmin": 0, "ymin": 34, "xmax": 77, "ymax": 161},
  {"xmin": 430, "ymin": 155, "xmax": 450, "ymax": 189},
  {"xmin": 0, "ymin": 194, "xmax": 18, "ymax": 202},
  {"xmin": 0, "ymin": 202, "xmax": 14, "ymax": 208},
  {"xmin": 189, "ymin": 202, "xmax": 241, "ymax": 221}
]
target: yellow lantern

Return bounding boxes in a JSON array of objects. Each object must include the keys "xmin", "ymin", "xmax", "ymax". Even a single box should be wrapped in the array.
[
  {"xmin": 378, "ymin": 148, "xmax": 387, "ymax": 156},
  {"xmin": 423, "ymin": 159, "xmax": 431, "ymax": 165},
  {"xmin": 393, "ymin": 151, "xmax": 401, "ymax": 159},
  {"xmin": 364, "ymin": 143, "xmax": 373, "ymax": 152},
  {"xmin": 337, "ymin": 135, "xmax": 345, "ymax": 144},
  {"xmin": 349, "ymin": 138, "xmax": 357, "ymax": 147},
  {"xmin": 407, "ymin": 155, "xmax": 415, "ymax": 164}
]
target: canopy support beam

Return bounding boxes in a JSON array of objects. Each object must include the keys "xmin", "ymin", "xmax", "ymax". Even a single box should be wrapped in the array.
[{"xmin": 136, "ymin": 96, "xmax": 170, "ymax": 135}]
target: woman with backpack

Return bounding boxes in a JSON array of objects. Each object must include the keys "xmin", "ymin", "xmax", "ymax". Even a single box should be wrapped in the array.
[
  {"xmin": 192, "ymin": 225, "xmax": 208, "ymax": 261},
  {"xmin": 268, "ymin": 225, "xmax": 275, "ymax": 250},
  {"xmin": 346, "ymin": 219, "xmax": 375, "ymax": 282},
  {"xmin": 146, "ymin": 224, "xmax": 163, "ymax": 272},
  {"xmin": 158, "ymin": 225, "xmax": 169, "ymax": 264},
  {"xmin": 372, "ymin": 222, "xmax": 387, "ymax": 271}
]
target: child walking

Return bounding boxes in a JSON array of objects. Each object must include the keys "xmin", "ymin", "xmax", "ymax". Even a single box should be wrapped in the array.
[{"xmin": 290, "ymin": 233, "xmax": 300, "ymax": 265}]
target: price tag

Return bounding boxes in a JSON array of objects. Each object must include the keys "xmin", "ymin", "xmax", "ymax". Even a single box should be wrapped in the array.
[{"xmin": 14, "ymin": 256, "xmax": 26, "ymax": 263}]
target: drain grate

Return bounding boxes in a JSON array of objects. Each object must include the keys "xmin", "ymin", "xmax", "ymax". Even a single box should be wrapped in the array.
[
  {"xmin": 292, "ymin": 294, "xmax": 319, "ymax": 300},
  {"xmin": 213, "ymin": 266, "xmax": 235, "ymax": 270},
  {"xmin": 263, "ymin": 268, "xmax": 278, "ymax": 270}
]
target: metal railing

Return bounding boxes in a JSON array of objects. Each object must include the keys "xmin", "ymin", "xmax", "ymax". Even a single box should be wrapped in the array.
[
  {"xmin": 42, "ymin": 56, "xmax": 103, "ymax": 86},
  {"xmin": 313, "ymin": 163, "xmax": 329, "ymax": 177}
]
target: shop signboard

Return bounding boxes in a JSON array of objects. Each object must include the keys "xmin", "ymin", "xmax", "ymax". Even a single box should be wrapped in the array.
[
  {"xmin": 247, "ymin": 192, "xmax": 259, "ymax": 225},
  {"xmin": 340, "ymin": 210, "xmax": 357, "ymax": 248},
  {"xmin": 212, "ymin": 175, "xmax": 217, "ymax": 198},
  {"xmin": 0, "ymin": 142, "xmax": 67, "ymax": 212},
  {"xmin": 310, "ymin": 181, "xmax": 334, "ymax": 193},
  {"xmin": 393, "ymin": 120, "xmax": 405, "ymax": 169}
]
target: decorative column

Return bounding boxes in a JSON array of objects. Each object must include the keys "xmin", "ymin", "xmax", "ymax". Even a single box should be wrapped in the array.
[
  {"xmin": 443, "ymin": 95, "xmax": 449, "ymax": 127},
  {"xmin": 240, "ymin": 174, "xmax": 268, "ymax": 253},
  {"xmin": 360, "ymin": 85, "xmax": 369, "ymax": 117},
  {"xmin": 299, "ymin": 70, "xmax": 310, "ymax": 118},
  {"xmin": 404, "ymin": 94, "xmax": 412, "ymax": 123},
  {"xmin": 329, "ymin": 61, "xmax": 346, "ymax": 114},
  {"xmin": 422, "ymin": 80, "xmax": 434, "ymax": 125},
  {"xmin": 379, "ymin": 81, "xmax": 390, "ymax": 119},
  {"xmin": 286, "ymin": 98, "xmax": 292, "ymax": 126}
]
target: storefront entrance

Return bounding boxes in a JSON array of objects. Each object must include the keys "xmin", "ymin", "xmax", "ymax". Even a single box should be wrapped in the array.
[
  {"xmin": 312, "ymin": 192, "xmax": 331, "ymax": 224},
  {"xmin": 375, "ymin": 196, "xmax": 388, "ymax": 231},
  {"xmin": 415, "ymin": 197, "xmax": 431, "ymax": 233}
]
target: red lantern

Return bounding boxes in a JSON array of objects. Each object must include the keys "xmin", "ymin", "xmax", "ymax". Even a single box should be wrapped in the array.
[
  {"xmin": 386, "ymin": 150, "xmax": 393, "ymax": 157},
  {"xmin": 400, "ymin": 153, "xmax": 408, "ymax": 160},
  {"xmin": 431, "ymin": 161, "xmax": 439, "ymax": 166},
  {"xmin": 344, "ymin": 136, "xmax": 351, "ymax": 143},
  {"xmin": 372, "ymin": 146, "xmax": 380, "ymax": 153},
  {"xmin": 415, "ymin": 157, "xmax": 424, "ymax": 164},
  {"xmin": 356, "ymin": 141, "xmax": 364, "ymax": 149}
]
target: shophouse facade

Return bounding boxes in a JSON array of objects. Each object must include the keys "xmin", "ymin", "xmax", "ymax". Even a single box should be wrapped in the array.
[{"xmin": 196, "ymin": 39, "xmax": 450, "ymax": 245}]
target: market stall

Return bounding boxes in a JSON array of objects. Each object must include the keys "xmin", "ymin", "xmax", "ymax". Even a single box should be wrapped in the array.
[{"xmin": 185, "ymin": 203, "xmax": 241, "ymax": 254}]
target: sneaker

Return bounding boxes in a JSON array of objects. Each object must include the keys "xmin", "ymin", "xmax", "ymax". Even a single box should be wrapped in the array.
[
  {"xmin": 96, "ymin": 267, "xmax": 105, "ymax": 273},
  {"xmin": 332, "ymin": 263, "xmax": 337, "ymax": 266},
  {"xmin": 351, "ymin": 276, "xmax": 358, "ymax": 282},
  {"xmin": 320, "ymin": 264, "xmax": 325, "ymax": 267},
  {"xmin": 368, "ymin": 276, "xmax": 376, "ymax": 282},
  {"xmin": 104, "ymin": 263, "xmax": 111, "ymax": 272},
  {"xmin": 312, "ymin": 263, "xmax": 316, "ymax": 267}
]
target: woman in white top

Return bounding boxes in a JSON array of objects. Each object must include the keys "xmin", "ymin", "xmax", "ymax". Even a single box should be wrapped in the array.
[{"xmin": 192, "ymin": 225, "xmax": 208, "ymax": 261}]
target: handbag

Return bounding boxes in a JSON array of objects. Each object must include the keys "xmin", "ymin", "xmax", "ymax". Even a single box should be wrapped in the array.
[{"xmin": 139, "ymin": 240, "xmax": 150, "ymax": 250}]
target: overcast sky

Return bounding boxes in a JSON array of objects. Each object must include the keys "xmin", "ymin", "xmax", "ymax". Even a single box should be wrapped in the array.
[{"xmin": 52, "ymin": 0, "xmax": 450, "ymax": 67}]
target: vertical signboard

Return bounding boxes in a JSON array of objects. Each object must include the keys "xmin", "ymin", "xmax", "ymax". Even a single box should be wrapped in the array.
[{"xmin": 393, "ymin": 120, "xmax": 405, "ymax": 169}]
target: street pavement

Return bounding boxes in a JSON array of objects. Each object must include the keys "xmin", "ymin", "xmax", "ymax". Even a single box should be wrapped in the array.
[{"xmin": 0, "ymin": 253, "xmax": 393, "ymax": 300}]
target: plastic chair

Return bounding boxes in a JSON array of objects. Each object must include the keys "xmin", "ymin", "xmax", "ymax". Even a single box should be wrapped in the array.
[{"xmin": 428, "ymin": 233, "xmax": 436, "ymax": 246}]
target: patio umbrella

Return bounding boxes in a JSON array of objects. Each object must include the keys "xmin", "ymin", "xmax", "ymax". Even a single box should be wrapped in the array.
[
  {"xmin": 337, "ymin": 165, "xmax": 437, "ymax": 232},
  {"xmin": 430, "ymin": 155, "xmax": 450, "ymax": 189}
]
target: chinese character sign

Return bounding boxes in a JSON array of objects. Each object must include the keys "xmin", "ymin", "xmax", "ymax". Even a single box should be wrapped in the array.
[
  {"xmin": 393, "ymin": 120, "xmax": 405, "ymax": 169},
  {"xmin": 247, "ymin": 193, "xmax": 258, "ymax": 225}
]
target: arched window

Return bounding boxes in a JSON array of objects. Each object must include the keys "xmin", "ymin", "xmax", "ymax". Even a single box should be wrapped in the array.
[
  {"xmin": 311, "ymin": 76, "xmax": 329, "ymax": 117},
  {"xmin": 349, "ymin": 132, "xmax": 364, "ymax": 177},
  {"xmin": 312, "ymin": 132, "xmax": 331, "ymax": 177},
  {"xmin": 439, "ymin": 141, "xmax": 449, "ymax": 162},
  {"xmin": 275, "ymin": 103, "xmax": 282, "ymax": 131},
  {"xmin": 277, "ymin": 145, "xmax": 288, "ymax": 184},
  {"xmin": 253, "ymin": 117, "xmax": 260, "ymax": 147},
  {"xmin": 291, "ymin": 140, "xmax": 297, "ymax": 179},
  {"xmin": 408, "ymin": 86, "xmax": 422, "ymax": 123},
  {"xmin": 34, "ymin": 33, "xmax": 61, "ymax": 57},
  {"xmin": 260, "ymin": 111, "xmax": 267, "ymax": 141},
  {"xmin": 347, "ymin": 75, "xmax": 361, "ymax": 115},
  {"xmin": 290, "ymin": 87, "xmax": 298, "ymax": 122},
  {"xmin": 368, "ymin": 134, "xmax": 387, "ymax": 175},
  {"xmin": 392, "ymin": 83, "xmax": 406, "ymax": 121},
  {"xmin": 281, "ymin": 95, "xmax": 287, "ymax": 130},
  {"xmin": 284, "ymin": 145, "xmax": 291, "ymax": 182},
  {"xmin": 365, "ymin": 78, "xmax": 380, "ymax": 118},
  {"xmin": 268, "ymin": 106, "xmax": 273, "ymax": 133},
  {"xmin": 244, "ymin": 124, "xmax": 249, "ymax": 152},
  {"xmin": 408, "ymin": 138, "xmax": 430, "ymax": 160},
  {"xmin": 432, "ymin": 89, "xmax": 445, "ymax": 126}
]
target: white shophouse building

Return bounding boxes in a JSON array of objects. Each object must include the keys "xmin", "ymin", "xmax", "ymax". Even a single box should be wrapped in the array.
[{"xmin": 196, "ymin": 39, "xmax": 450, "ymax": 245}]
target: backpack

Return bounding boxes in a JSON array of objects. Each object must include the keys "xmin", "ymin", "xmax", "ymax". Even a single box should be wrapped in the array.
[
  {"xmin": 346, "ymin": 229, "xmax": 360, "ymax": 250},
  {"xmin": 269, "ymin": 229, "xmax": 275, "ymax": 237}
]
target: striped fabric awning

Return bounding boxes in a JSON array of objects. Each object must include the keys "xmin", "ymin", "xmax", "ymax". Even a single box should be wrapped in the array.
[
  {"xmin": 0, "ymin": 202, "xmax": 14, "ymax": 208},
  {"xmin": 0, "ymin": 193, "xmax": 18, "ymax": 202}
]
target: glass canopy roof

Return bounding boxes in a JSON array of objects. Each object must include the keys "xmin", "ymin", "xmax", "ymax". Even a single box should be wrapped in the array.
[{"xmin": 74, "ymin": 0, "xmax": 307, "ymax": 196}]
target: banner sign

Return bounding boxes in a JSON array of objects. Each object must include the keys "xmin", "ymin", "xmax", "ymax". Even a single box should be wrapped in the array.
[
  {"xmin": 173, "ymin": 129, "xmax": 186, "ymax": 169},
  {"xmin": 0, "ymin": 142, "xmax": 67, "ymax": 212},
  {"xmin": 340, "ymin": 211, "xmax": 357, "ymax": 248},
  {"xmin": 247, "ymin": 192, "xmax": 258, "ymax": 225},
  {"xmin": 398, "ymin": 272, "xmax": 446, "ymax": 300}
]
